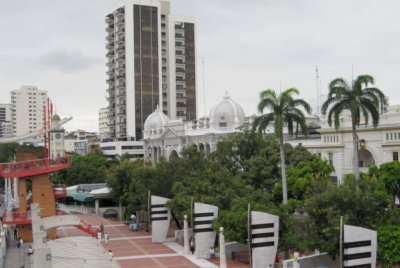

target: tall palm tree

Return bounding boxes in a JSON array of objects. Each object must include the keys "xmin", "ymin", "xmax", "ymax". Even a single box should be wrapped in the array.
[
  {"xmin": 321, "ymin": 75, "xmax": 386, "ymax": 186},
  {"xmin": 253, "ymin": 88, "xmax": 311, "ymax": 204}
]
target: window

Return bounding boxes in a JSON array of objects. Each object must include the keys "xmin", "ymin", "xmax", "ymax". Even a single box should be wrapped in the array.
[
  {"xmin": 328, "ymin": 153, "xmax": 333, "ymax": 166},
  {"xmin": 393, "ymin": 152, "xmax": 398, "ymax": 161}
]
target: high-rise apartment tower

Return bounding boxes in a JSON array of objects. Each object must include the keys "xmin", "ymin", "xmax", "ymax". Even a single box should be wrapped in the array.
[
  {"xmin": 0, "ymin": 103, "xmax": 12, "ymax": 139},
  {"xmin": 10, "ymin": 86, "xmax": 47, "ymax": 138},
  {"xmin": 105, "ymin": 0, "xmax": 196, "ymax": 141}
]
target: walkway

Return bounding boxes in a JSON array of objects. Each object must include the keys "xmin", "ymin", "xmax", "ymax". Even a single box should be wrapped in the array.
[
  {"xmin": 56, "ymin": 215, "xmax": 222, "ymax": 268},
  {"xmin": 4, "ymin": 237, "xmax": 32, "ymax": 268}
]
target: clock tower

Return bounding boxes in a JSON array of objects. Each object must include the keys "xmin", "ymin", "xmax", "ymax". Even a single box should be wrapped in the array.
[{"xmin": 50, "ymin": 114, "xmax": 65, "ymax": 158}]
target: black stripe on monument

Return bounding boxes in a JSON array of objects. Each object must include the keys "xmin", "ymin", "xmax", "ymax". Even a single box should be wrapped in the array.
[
  {"xmin": 251, "ymin": 232, "xmax": 274, "ymax": 238},
  {"xmin": 151, "ymin": 204, "xmax": 165, "ymax": 208},
  {"xmin": 193, "ymin": 228, "xmax": 214, "ymax": 233},
  {"xmin": 251, "ymin": 241, "xmax": 274, "ymax": 248},
  {"xmin": 151, "ymin": 210, "xmax": 168, "ymax": 215},
  {"xmin": 194, "ymin": 212, "xmax": 214, "ymax": 218},
  {"xmin": 343, "ymin": 264, "xmax": 371, "ymax": 268},
  {"xmin": 251, "ymin": 223, "xmax": 274, "ymax": 229},
  {"xmin": 194, "ymin": 220, "xmax": 212, "ymax": 226},
  {"xmin": 151, "ymin": 216, "xmax": 168, "ymax": 221},
  {"xmin": 344, "ymin": 240, "xmax": 371, "ymax": 248},
  {"xmin": 343, "ymin": 252, "xmax": 371, "ymax": 261}
]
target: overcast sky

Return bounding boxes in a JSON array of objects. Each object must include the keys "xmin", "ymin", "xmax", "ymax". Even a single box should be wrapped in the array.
[{"xmin": 1, "ymin": 0, "xmax": 399, "ymax": 132}]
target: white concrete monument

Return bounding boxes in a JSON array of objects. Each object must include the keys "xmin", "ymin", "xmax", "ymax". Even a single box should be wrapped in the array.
[
  {"xmin": 193, "ymin": 202, "xmax": 218, "ymax": 259},
  {"xmin": 343, "ymin": 224, "xmax": 377, "ymax": 268},
  {"xmin": 150, "ymin": 195, "xmax": 171, "ymax": 243},
  {"xmin": 250, "ymin": 211, "xmax": 279, "ymax": 268}
]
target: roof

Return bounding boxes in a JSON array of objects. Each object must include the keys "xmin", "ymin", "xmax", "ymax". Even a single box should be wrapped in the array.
[
  {"xmin": 76, "ymin": 183, "xmax": 107, "ymax": 192},
  {"xmin": 68, "ymin": 192, "xmax": 95, "ymax": 203}
]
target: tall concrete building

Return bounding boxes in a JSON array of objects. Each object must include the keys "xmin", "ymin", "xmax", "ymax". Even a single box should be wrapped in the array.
[
  {"xmin": 10, "ymin": 86, "xmax": 47, "ymax": 138},
  {"xmin": 105, "ymin": 0, "xmax": 196, "ymax": 141},
  {"xmin": 0, "ymin": 103, "xmax": 12, "ymax": 139},
  {"xmin": 98, "ymin": 107, "xmax": 110, "ymax": 138}
]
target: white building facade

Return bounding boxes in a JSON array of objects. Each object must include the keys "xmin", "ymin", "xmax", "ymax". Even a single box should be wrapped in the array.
[
  {"xmin": 143, "ymin": 94, "xmax": 245, "ymax": 163},
  {"xmin": 105, "ymin": 0, "xmax": 196, "ymax": 141},
  {"xmin": 287, "ymin": 105, "xmax": 400, "ymax": 183},
  {"xmin": 10, "ymin": 86, "xmax": 47, "ymax": 138},
  {"xmin": 0, "ymin": 103, "xmax": 12, "ymax": 139},
  {"xmin": 98, "ymin": 107, "xmax": 110, "ymax": 138}
]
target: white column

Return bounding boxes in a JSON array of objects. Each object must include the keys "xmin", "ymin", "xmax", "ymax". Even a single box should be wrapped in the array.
[
  {"xmin": 13, "ymin": 178, "xmax": 19, "ymax": 208},
  {"xmin": 293, "ymin": 252, "xmax": 300, "ymax": 268},
  {"xmin": 184, "ymin": 215, "xmax": 189, "ymax": 255},
  {"xmin": 219, "ymin": 227, "xmax": 227, "ymax": 268},
  {"xmin": 4, "ymin": 178, "xmax": 8, "ymax": 208},
  {"xmin": 95, "ymin": 199, "xmax": 99, "ymax": 215}
]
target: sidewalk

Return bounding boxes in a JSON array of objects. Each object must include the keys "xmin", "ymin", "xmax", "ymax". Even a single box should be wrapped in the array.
[{"xmin": 4, "ymin": 238, "xmax": 32, "ymax": 268}]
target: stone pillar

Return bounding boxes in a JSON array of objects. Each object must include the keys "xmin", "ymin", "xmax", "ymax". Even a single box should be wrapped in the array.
[
  {"xmin": 250, "ymin": 211, "xmax": 279, "ymax": 268},
  {"xmin": 95, "ymin": 199, "xmax": 100, "ymax": 215},
  {"xmin": 343, "ymin": 225, "xmax": 377, "ymax": 268},
  {"xmin": 184, "ymin": 215, "xmax": 189, "ymax": 255},
  {"xmin": 219, "ymin": 227, "xmax": 227, "ymax": 268},
  {"xmin": 150, "ymin": 195, "xmax": 171, "ymax": 243},
  {"xmin": 194, "ymin": 202, "xmax": 218, "ymax": 259},
  {"xmin": 31, "ymin": 203, "xmax": 51, "ymax": 268}
]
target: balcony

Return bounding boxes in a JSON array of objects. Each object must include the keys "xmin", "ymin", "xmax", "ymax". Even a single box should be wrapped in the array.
[
  {"xmin": 106, "ymin": 60, "xmax": 115, "ymax": 67},
  {"xmin": 106, "ymin": 51, "xmax": 115, "ymax": 57},
  {"xmin": 106, "ymin": 42, "xmax": 114, "ymax": 49},
  {"xmin": 106, "ymin": 34, "xmax": 114, "ymax": 41},
  {"xmin": 106, "ymin": 25, "xmax": 114, "ymax": 32}
]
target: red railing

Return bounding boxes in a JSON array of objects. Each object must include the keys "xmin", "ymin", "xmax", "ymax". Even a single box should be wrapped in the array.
[
  {"xmin": 0, "ymin": 155, "xmax": 71, "ymax": 178},
  {"xmin": 2, "ymin": 211, "xmax": 32, "ymax": 225},
  {"xmin": 75, "ymin": 220, "xmax": 97, "ymax": 237}
]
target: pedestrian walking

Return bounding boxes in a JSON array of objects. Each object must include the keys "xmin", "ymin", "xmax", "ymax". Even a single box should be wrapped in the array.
[
  {"xmin": 189, "ymin": 237, "xmax": 195, "ymax": 254},
  {"xmin": 109, "ymin": 249, "xmax": 113, "ymax": 257},
  {"xmin": 97, "ymin": 230, "xmax": 102, "ymax": 240},
  {"xmin": 13, "ymin": 228, "xmax": 17, "ymax": 240},
  {"xmin": 209, "ymin": 247, "xmax": 215, "ymax": 259},
  {"xmin": 100, "ymin": 223, "xmax": 104, "ymax": 236},
  {"xmin": 105, "ymin": 232, "xmax": 109, "ymax": 244}
]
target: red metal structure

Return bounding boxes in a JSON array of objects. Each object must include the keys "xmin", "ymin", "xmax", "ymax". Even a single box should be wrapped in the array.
[{"xmin": 0, "ymin": 156, "xmax": 71, "ymax": 179}]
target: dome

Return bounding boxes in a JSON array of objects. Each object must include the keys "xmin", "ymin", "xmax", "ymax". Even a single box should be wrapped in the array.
[
  {"xmin": 209, "ymin": 93, "xmax": 245, "ymax": 128},
  {"xmin": 51, "ymin": 114, "xmax": 61, "ymax": 123},
  {"xmin": 144, "ymin": 106, "xmax": 170, "ymax": 136}
]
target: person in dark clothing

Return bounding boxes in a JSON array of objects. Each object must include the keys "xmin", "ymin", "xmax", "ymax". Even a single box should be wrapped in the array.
[{"xmin": 13, "ymin": 229, "xmax": 17, "ymax": 240}]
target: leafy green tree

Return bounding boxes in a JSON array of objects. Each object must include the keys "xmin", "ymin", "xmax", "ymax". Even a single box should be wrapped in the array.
[
  {"xmin": 287, "ymin": 156, "xmax": 333, "ymax": 200},
  {"xmin": 378, "ymin": 161, "xmax": 400, "ymax": 207},
  {"xmin": 53, "ymin": 153, "xmax": 112, "ymax": 185},
  {"xmin": 253, "ymin": 88, "xmax": 311, "ymax": 204},
  {"xmin": 321, "ymin": 75, "xmax": 386, "ymax": 186},
  {"xmin": 377, "ymin": 225, "xmax": 400, "ymax": 268},
  {"xmin": 214, "ymin": 188, "xmax": 280, "ymax": 243},
  {"xmin": 0, "ymin": 143, "xmax": 19, "ymax": 162}
]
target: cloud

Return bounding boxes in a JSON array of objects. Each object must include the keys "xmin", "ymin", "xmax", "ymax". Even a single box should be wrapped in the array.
[{"xmin": 32, "ymin": 49, "xmax": 102, "ymax": 73}]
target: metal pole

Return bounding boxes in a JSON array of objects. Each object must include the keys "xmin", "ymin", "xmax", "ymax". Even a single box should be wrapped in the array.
[
  {"xmin": 340, "ymin": 216, "xmax": 343, "ymax": 268},
  {"xmin": 148, "ymin": 190, "xmax": 151, "ymax": 228},
  {"xmin": 248, "ymin": 203, "xmax": 252, "ymax": 267},
  {"xmin": 190, "ymin": 197, "xmax": 193, "ymax": 228}
]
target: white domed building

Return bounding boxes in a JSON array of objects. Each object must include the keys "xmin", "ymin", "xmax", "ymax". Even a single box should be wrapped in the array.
[{"xmin": 143, "ymin": 93, "xmax": 248, "ymax": 163}]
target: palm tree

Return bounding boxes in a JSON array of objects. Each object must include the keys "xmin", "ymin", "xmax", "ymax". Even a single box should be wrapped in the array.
[
  {"xmin": 253, "ymin": 88, "xmax": 311, "ymax": 204},
  {"xmin": 321, "ymin": 75, "xmax": 386, "ymax": 186}
]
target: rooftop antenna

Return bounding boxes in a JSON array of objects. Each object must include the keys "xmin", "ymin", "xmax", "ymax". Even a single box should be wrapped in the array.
[
  {"xmin": 202, "ymin": 58, "xmax": 206, "ymax": 121},
  {"xmin": 316, "ymin": 66, "xmax": 320, "ymax": 116}
]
